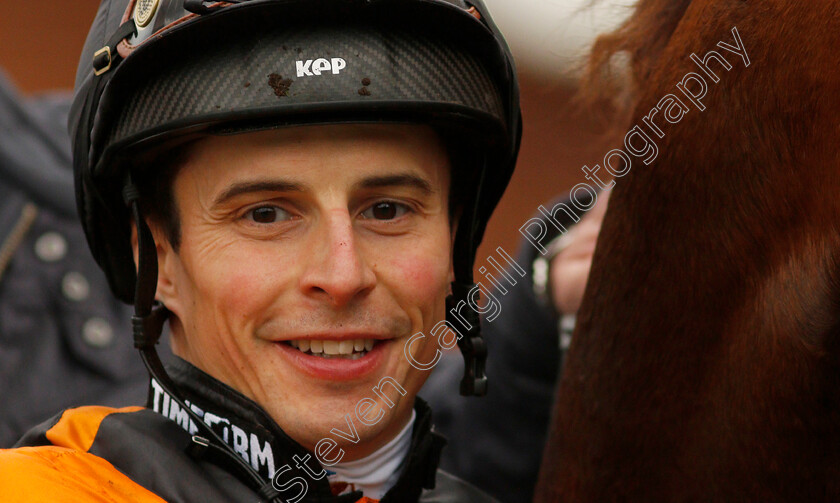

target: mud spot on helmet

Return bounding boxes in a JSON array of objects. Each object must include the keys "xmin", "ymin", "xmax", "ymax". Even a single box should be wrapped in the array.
[
  {"xmin": 268, "ymin": 74, "xmax": 293, "ymax": 97},
  {"xmin": 358, "ymin": 87, "xmax": 371, "ymax": 96},
  {"xmin": 361, "ymin": 77, "xmax": 371, "ymax": 86}
]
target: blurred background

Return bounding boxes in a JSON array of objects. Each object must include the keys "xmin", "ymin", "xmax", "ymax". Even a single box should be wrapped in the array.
[{"xmin": 0, "ymin": 0, "xmax": 628, "ymax": 261}]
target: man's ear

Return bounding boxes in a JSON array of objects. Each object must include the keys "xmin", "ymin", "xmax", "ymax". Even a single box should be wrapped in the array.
[{"xmin": 130, "ymin": 218, "xmax": 179, "ymax": 309}]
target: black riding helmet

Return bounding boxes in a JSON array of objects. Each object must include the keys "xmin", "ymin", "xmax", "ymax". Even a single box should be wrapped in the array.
[{"xmin": 71, "ymin": 1, "xmax": 520, "ymax": 498}]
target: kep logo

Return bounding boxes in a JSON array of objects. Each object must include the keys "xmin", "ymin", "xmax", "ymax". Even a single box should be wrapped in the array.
[{"xmin": 296, "ymin": 57, "xmax": 347, "ymax": 77}]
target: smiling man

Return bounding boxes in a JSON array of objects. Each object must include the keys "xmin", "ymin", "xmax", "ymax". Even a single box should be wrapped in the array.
[
  {"xmin": 153, "ymin": 125, "xmax": 452, "ymax": 461},
  {"xmin": 0, "ymin": 0, "xmax": 520, "ymax": 502}
]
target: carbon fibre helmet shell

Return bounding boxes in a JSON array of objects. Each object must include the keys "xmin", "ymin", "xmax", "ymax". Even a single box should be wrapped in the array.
[{"xmin": 71, "ymin": 0, "xmax": 521, "ymax": 307}]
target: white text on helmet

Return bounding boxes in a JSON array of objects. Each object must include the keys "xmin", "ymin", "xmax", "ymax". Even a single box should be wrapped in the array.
[{"xmin": 296, "ymin": 58, "xmax": 347, "ymax": 77}]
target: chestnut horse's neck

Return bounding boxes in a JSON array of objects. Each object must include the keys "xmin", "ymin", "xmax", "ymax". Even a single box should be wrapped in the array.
[{"xmin": 536, "ymin": 1, "xmax": 840, "ymax": 501}]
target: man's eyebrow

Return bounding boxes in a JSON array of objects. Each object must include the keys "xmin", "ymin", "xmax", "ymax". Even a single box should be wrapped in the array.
[
  {"xmin": 355, "ymin": 174, "xmax": 434, "ymax": 194},
  {"xmin": 214, "ymin": 180, "xmax": 305, "ymax": 206}
]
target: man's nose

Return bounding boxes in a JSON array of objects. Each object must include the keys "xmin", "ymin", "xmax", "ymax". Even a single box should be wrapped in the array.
[{"xmin": 299, "ymin": 210, "xmax": 376, "ymax": 306}]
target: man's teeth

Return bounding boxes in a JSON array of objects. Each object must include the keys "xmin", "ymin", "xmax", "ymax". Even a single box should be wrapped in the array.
[{"xmin": 289, "ymin": 339, "xmax": 376, "ymax": 357}]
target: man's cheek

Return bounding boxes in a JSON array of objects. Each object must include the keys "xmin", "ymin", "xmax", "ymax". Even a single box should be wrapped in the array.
[
  {"xmin": 388, "ymin": 254, "xmax": 449, "ymax": 298},
  {"xmin": 212, "ymin": 270, "xmax": 269, "ymax": 320}
]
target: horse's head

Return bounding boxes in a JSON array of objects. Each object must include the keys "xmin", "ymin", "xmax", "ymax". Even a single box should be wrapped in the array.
[{"xmin": 536, "ymin": 1, "xmax": 840, "ymax": 500}]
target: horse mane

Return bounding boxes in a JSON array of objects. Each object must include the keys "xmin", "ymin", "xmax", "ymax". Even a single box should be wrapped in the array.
[
  {"xmin": 536, "ymin": 1, "xmax": 840, "ymax": 500},
  {"xmin": 580, "ymin": 0, "xmax": 692, "ymax": 115}
]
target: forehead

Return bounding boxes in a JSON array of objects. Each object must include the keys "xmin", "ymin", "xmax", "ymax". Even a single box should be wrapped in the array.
[{"xmin": 176, "ymin": 123, "xmax": 451, "ymax": 188}]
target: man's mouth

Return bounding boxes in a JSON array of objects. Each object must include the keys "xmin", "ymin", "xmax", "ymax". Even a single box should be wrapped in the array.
[{"xmin": 285, "ymin": 339, "xmax": 377, "ymax": 360}]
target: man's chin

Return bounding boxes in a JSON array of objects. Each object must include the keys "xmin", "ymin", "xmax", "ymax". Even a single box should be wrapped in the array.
[
  {"xmin": 277, "ymin": 402, "xmax": 404, "ymax": 459},
  {"xmin": 256, "ymin": 337, "xmax": 419, "ymax": 456}
]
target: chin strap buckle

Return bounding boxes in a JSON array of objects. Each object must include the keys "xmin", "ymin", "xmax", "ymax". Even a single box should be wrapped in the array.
[
  {"xmin": 447, "ymin": 283, "xmax": 488, "ymax": 397},
  {"xmin": 132, "ymin": 303, "xmax": 170, "ymax": 349},
  {"xmin": 92, "ymin": 46, "xmax": 113, "ymax": 76},
  {"xmin": 92, "ymin": 21, "xmax": 138, "ymax": 76},
  {"xmin": 459, "ymin": 333, "xmax": 487, "ymax": 396}
]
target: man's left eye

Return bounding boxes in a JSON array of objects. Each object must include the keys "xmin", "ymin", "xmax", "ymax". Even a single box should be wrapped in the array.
[{"xmin": 360, "ymin": 202, "xmax": 409, "ymax": 221}]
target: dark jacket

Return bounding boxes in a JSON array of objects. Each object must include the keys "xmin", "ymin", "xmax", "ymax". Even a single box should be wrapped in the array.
[
  {"xmin": 0, "ymin": 72, "xmax": 155, "ymax": 447},
  {"xmin": 2, "ymin": 357, "xmax": 497, "ymax": 503}
]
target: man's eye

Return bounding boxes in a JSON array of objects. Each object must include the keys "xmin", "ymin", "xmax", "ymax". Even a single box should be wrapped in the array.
[
  {"xmin": 246, "ymin": 206, "xmax": 290, "ymax": 223},
  {"xmin": 361, "ymin": 202, "xmax": 409, "ymax": 221}
]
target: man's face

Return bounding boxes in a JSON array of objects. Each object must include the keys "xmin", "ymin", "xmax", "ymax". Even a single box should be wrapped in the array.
[{"xmin": 151, "ymin": 124, "xmax": 452, "ymax": 459}]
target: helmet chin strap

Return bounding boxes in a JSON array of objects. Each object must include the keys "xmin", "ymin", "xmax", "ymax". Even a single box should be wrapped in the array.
[
  {"xmin": 447, "ymin": 158, "xmax": 489, "ymax": 397},
  {"xmin": 446, "ymin": 284, "xmax": 487, "ymax": 396},
  {"xmin": 121, "ymin": 176, "xmax": 364, "ymax": 503}
]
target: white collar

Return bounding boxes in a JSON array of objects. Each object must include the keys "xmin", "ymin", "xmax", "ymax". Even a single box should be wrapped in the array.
[{"xmin": 327, "ymin": 409, "xmax": 416, "ymax": 500}]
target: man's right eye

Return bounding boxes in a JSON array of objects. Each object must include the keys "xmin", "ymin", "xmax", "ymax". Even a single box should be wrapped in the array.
[{"xmin": 245, "ymin": 206, "xmax": 290, "ymax": 223}]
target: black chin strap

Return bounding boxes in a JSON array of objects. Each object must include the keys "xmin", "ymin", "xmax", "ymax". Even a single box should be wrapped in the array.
[
  {"xmin": 122, "ymin": 178, "xmax": 289, "ymax": 503},
  {"xmin": 447, "ymin": 157, "xmax": 490, "ymax": 397},
  {"xmin": 446, "ymin": 283, "xmax": 487, "ymax": 396}
]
